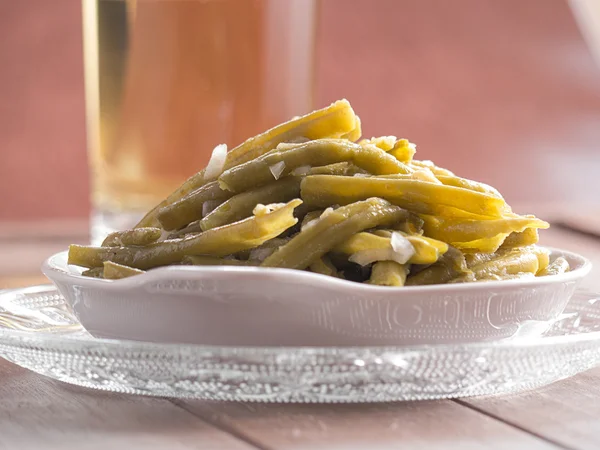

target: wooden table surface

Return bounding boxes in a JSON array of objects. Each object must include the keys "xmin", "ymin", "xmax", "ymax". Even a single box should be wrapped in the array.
[{"xmin": 0, "ymin": 222, "xmax": 599, "ymax": 450}]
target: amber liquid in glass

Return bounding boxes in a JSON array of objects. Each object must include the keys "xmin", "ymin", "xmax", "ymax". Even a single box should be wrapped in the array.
[{"xmin": 82, "ymin": 0, "xmax": 317, "ymax": 242}]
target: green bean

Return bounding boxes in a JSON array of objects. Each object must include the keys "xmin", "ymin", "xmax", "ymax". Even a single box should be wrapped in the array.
[
  {"xmin": 359, "ymin": 136, "xmax": 397, "ymax": 151},
  {"xmin": 200, "ymin": 177, "xmax": 301, "ymax": 231},
  {"xmin": 309, "ymin": 162, "xmax": 367, "ymax": 176},
  {"xmin": 157, "ymin": 181, "xmax": 232, "ymax": 231},
  {"xmin": 420, "ymin": 215, "xmax": 549, "ymax": 247},
  {"xmin": 262, "ymin": 198, "xmax": 409, "ymax": 270},
  {"xmin": 500, "ymin": 227, "xmax": 540, "ymax": 249},
  {"xmin": 436, "ymin": 175, "xmax": 503, "ymax": 198},
  {"xmin": 167, "ymin": 220, "xmax": 202, "ymax": 240},
  {"xmin": 340, "ymin": 114, "xmax": 362, "ymax": 141},
  {"xmin": 102, "ymin": 227, "xmax": 162, "ymax": 247},
  {"xmin": 68, "ymin": 199, "xmax": 302, "ymax": 269},
  {"xmin": 470, "ymin": 249, "xmax": 540, "ymax": 280},
  {"xmin": 182, "ymin": 256, "xmax": 257, "ymax": 266},
  {"xmin": 309, "ymin": 256, "xmax": 339, "ymax": 277},
  {"xmin": 219, "ymin": 140, "xmax": 409, "ymax": 193},
  {"xmin": 103, "ymin": 261, "xmax": 145, "ymax": 279},
  {"xmin": 301, "ymin": 175, "xmax": 508, "ymax": 218},
  {"xmin": 537, "ymin": 256, "xmax": 570, "ymax": 277},
  {"xmin": 406, "ymin": 247, "xmax": 473, "ymax": 285},
  {"xmin": 369, "ymin": 261, "xmax": 408, "ymax": 286},
  {"xmin": 224, "ymin": 99, "xmax": 360, "ymax": 171},
  {"xmin": 388, "ymin": 139, "xmax": 416, "ymax": 163},
  {"xmin": 81, "ymin": 267, "xmax": 104, "ymax": 278},
  {"xmin": 410, "ymin": 160, "xmax": 455, "ymax": 176}
]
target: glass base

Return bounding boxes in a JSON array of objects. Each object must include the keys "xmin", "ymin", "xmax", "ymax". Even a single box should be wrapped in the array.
[{"xmin": 90, "ymin": 209, "xmax": 144, "ymax": 246}]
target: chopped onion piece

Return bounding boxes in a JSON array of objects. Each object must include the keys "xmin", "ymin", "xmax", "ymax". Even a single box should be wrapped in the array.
[
  {"xmin": 291, "ymin": 165, "xmax": 311, "ymax": 176},
  {"xmin": 204, "ymin": 143, "xmax": 228, "ymax": 181},
  {"xmin": 390, "ymin": 232, "xmax": 416, "ymax": 263},
  {"xmin": 269, "ymin": 161, "xmax": 286, "ymax": 180},
  {"xmin": 253, "ymin": 202, "xmax": 287, "ymax": 217},
  {"xmin": 353, "ymin": 173, "xmax": 370, "ymax": 178}
]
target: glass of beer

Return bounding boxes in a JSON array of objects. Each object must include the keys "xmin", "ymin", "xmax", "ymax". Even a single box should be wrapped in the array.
[{"xmin": 82, "ymin": 0, "xmax": 318, "ymax": 244}]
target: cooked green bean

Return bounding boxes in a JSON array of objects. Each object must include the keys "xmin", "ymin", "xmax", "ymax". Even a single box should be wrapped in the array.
[
  {"xmin": 369, "ymin": 261, "xmax": 409, "ymax": 286},
  {"xmin": 262, "ymin": 198, "xmax": 409, "ymax": 269},
  {"xmin": 420, "ymin": 214, "xmax": 549, "ymax": 252},
  {"xmin": 537, "ymin": 256, "xmax": 570, "ymax": 276},
  {"xmin": 360, "ymin": 136, "xmax": 397, "ymax": 151},
  {"xmin": 182, "ymin": 256, "xmax": 257, "ymax": 266},
  {"xmin": 225, "ymin": 99, "xmax": 360, "ymax": 171},
  {"xmin": 309, "ymin": 256, "xmax": 339, "ymax": 277},
  {"xmin": 68, "ymin": 199, "xmax": 302, "ymax": 269},
  {"xmin": 200, "ymin": 177, "xmax": 301, "ymax": 231},
  {"xmin": 388, "ymin": 139, "xmax": 416, "ymax": 163},
  {"xmin": 406, "ymin": 247, "xmax": 473, "ymax": 285},
  {"xmin": 103, "ymin": 261, "xmax": 145, "ymax": 279},
  {"xmin": 340, "ymin": 114, "xmax": 362, "ymax": 141},
  {"xmin": 81, "ymin": 267, "xmax": 104, "ymax": 278},
  {"xmin": 470, "ymin": 249, "xmax": 540, "ymax": 281},
  {"xmin": 167, "ymin": 220, "xmax": 202, "ymax": 240},
  {"xmin": 219, "ymin": 140, "xmax": 409, "ymax": 193},
  {"xmin": 436, "ymin": 175, "xmax": 503, "ymax": 198},
  {"xmin": 500, "ymin": 227, "xmax": 540, "ymax": 249},
  {"xmin": 301, "ymin": 175, "xmax": 508, "ymax": 219},
  {"xmin": 157, "ymin": 181, "xmax": 232, "ymax": 231},
  {"xmin": 102, "ymin": 227, "xmax": 162, "ymax": 247},
  {"xmin": 410, "ymin": 160, "xmax": 455, "ymax": 176},
  {"xmin": 309, "ymin": 162, "xmax": 367, "ymax": 176}
]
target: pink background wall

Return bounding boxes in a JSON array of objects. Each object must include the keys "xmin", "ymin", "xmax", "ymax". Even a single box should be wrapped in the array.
[{"xmin": 1, "ymin": 0, "xmax": 600, "ymax": 220}]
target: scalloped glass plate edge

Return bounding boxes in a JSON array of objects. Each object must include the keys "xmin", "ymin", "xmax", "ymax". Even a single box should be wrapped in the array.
[{"xmin": 0, "ymin": 285, "xmax": 599, "ymax": 403}]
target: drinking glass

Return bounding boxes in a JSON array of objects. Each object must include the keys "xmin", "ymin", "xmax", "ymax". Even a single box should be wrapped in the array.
[{"xmin": 82, "ymin": 0, "xmax": 317, "ymax": 244}]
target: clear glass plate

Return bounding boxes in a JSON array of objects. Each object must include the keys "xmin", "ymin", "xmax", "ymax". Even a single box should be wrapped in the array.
[{"xmin": 0, "ymin": 285, "xmax": 599, "ymax": 403}]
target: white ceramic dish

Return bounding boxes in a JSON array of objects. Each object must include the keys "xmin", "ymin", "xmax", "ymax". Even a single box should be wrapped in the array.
[{"xmin": 42, "ymin": 248, "xmax": 591, "ymax": 346}]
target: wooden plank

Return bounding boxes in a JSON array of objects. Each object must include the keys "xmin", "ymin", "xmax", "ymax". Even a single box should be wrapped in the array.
[
  {"xmin": 0, "ymin": 360, "xmax": 257, "ymax": 450},
  {"xmin": 174, "ymin": 401, "xmax": 559, "ymax": 450},
  {"xmin": 462, "ymin": 367, "xmax": 600, "ymax": 450}
]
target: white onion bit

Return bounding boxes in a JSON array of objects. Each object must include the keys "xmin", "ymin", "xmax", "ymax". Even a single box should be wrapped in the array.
[
  {"xmin": 252, "ymin": 202, "xmax": 286, "ymax": 216},
  {"xmin": 291, "ymin": 165, "xmax": 311, "ymax": 176},
  {"xmin": 204, "ymin": 143, "xmax": 228, "ymax": 181},
  {"xmin": 390, "ymin": 232, "xmax": 416, "ymax": 263},
  {"xmin": 269, "ymin": 161, "xmax": 286, "ymax": 180}
]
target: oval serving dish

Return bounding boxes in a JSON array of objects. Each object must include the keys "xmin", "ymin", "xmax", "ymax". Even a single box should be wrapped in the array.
[{"xmin": 42, "ymin": 248, "xmax": 591, "ymax": 346}]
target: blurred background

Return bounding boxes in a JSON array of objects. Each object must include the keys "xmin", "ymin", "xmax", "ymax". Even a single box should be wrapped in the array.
[{"xmin": 1, "ymin": 0, "xmax": 600, "ymax": 283}]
